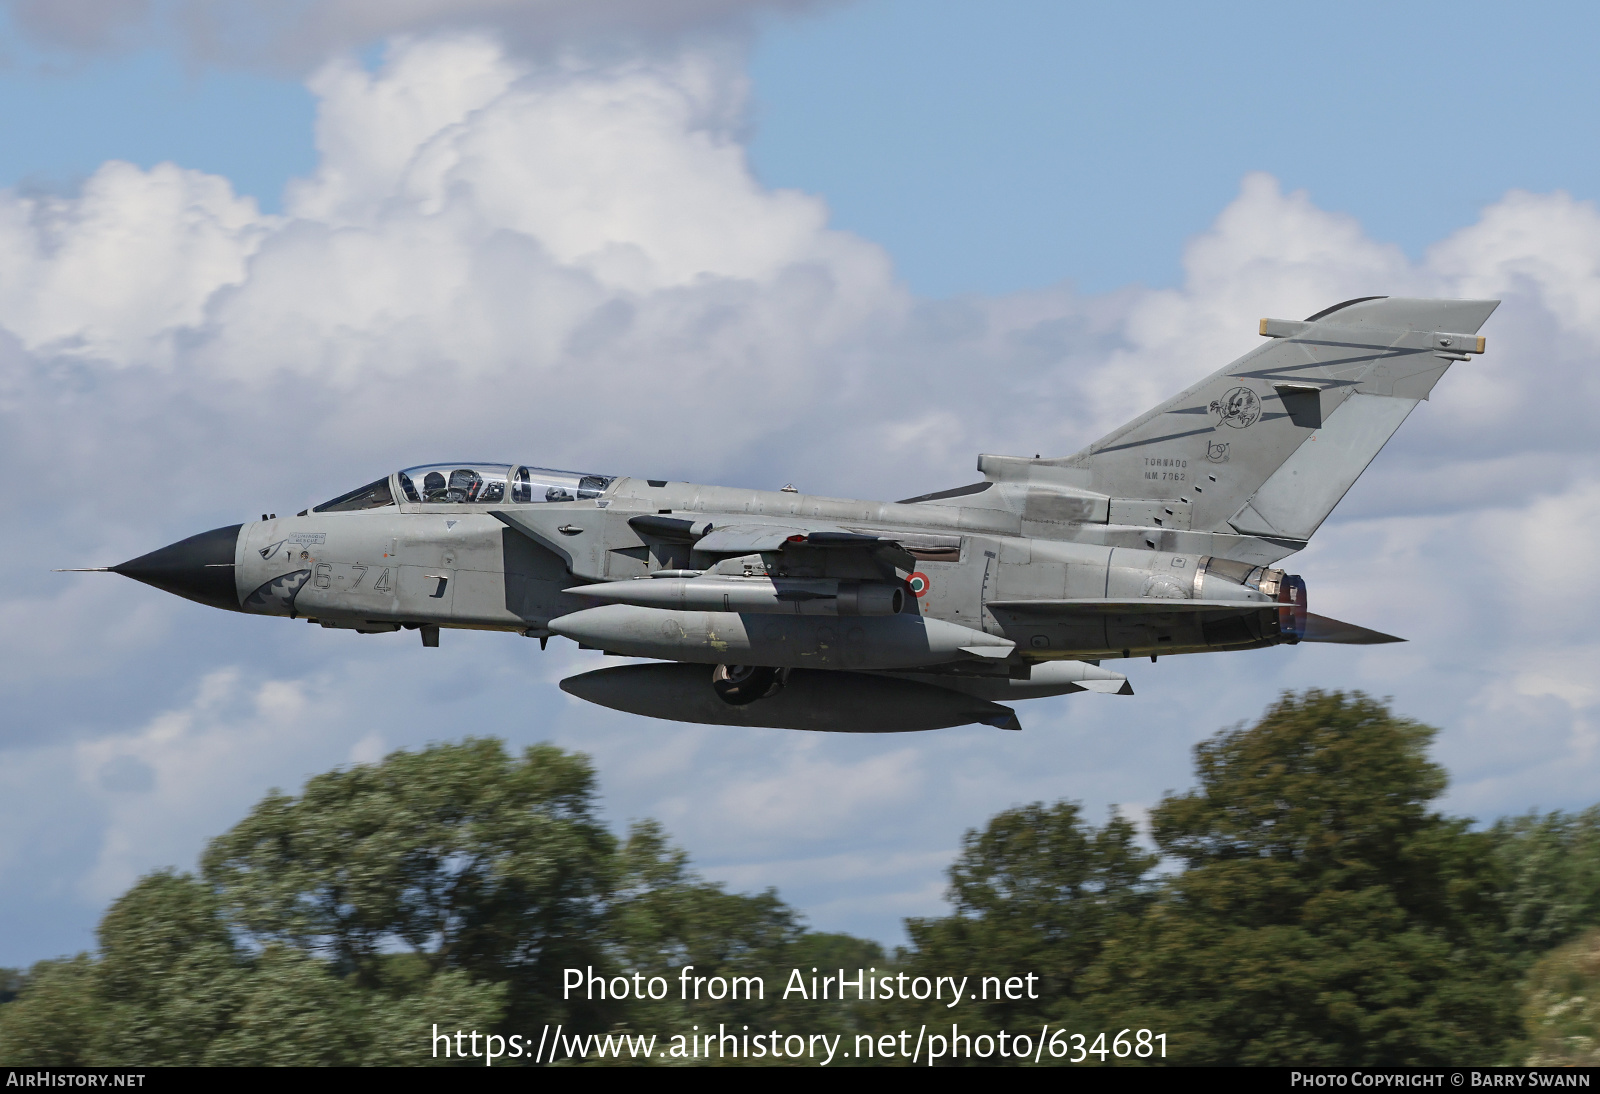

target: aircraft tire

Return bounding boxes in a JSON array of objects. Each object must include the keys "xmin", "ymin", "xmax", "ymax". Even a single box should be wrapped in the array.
[{"xmin": 711, "ymin": 664, "xmax": 785, "ymax": 706}]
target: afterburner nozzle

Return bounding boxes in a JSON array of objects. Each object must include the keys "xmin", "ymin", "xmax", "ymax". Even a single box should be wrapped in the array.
[{"xmin": 1276, "ymin": 573, "xmax": 1307, "ymax": 644}]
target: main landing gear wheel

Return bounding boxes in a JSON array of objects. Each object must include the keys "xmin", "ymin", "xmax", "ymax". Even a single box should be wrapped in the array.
[{"xmin": 711, "ymin": 664, "xmax": 786, "ymax": 706}]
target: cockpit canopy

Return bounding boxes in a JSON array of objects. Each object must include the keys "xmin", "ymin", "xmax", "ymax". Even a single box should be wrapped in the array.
[
  {"xmin": 400, "ymin": 463, "xmax": 511, "ymax": 504},
  {"xmin": 311, "ymin": 464, "xmax": 615, "ymax": 513}
]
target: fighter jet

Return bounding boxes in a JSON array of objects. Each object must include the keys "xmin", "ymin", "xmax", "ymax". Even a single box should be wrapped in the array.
[{"xmin": 86, "ymin": 296, "xmax": 1495, "ymax": 732}]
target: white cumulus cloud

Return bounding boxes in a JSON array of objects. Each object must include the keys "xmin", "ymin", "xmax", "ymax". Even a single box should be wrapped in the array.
[{"xmin": 4, "ymin": 0, "xmax": 832, "ymax": 71}]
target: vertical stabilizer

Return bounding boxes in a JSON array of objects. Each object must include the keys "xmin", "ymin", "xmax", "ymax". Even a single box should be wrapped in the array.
[{"xmin": 1020, "ymin": 297, "xmax": 1498, "ymax": 543}]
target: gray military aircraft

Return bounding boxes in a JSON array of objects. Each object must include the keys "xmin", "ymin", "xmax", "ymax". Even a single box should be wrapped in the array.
[{"xmin": 86, "ymin": 296, "xmax": 1495, "ymax": 732}]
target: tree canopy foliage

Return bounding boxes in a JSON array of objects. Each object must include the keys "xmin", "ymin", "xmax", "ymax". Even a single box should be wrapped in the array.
[
  {"xmin": 201, "ymin": 740, "xmax": 615, "ymax": 1032},
  {"xmin": 1082, "ymin": 691, "xmax": 1519, "ymax": 1065},
  {"xmin": 4, "ymin": 690, "xmax": 1598, "ymax": 1066},
  {"xmin": 0, "ymin": 739, "xmax": 868, "ymax": 1065}
]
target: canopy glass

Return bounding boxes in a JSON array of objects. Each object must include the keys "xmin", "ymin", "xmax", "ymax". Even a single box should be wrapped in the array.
[{"xmin": 390, "ymin": 464, "xmax": 615, "ymax": 505}]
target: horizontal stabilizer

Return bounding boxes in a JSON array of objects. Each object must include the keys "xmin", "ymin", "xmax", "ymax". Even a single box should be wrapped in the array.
[
  {"xmin": 986, "ymin": 597, "xmax": 1274, "ymax": 615},
  {"xmin": 1301, "ymin": 612, "xmax": 1404, "ymax": 644}
]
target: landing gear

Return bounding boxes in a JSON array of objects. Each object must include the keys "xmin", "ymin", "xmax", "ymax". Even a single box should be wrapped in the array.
[{"xmin": 711, "ymin": 664, "xmax": 786, "ymax": 706}]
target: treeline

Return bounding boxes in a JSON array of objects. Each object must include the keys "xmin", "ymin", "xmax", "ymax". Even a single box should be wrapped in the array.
[{"xmin": 3, "ymin": 690, "xmax": 1599, "ymax": 1066}]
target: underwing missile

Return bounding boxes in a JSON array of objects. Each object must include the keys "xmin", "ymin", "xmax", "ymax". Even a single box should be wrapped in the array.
[{"xmin": 565, "ymin": 576, "xmax": 905, "ymax": 616}]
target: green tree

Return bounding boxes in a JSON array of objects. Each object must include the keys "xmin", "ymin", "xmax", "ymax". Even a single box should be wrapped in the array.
[
  {"xmin": 1084, "ymin": 690, "xmax": 1521, "ymax": 1065},
  {"xmin": 1, "ymin": 737, "xmax": 871, "ymax": 1066},
  {"xmin": 1521, "ymin": 927, "xmax": 1600, "ymax": 1065},
  {"xmin": 1491, "ymin": 807, "xmax": 1600, "ymax": 956},
  {"xmin": 0, "ymin": 957, "xmax": 102, "ymax": 1065},
  {"xmin": 599, "ymin": 819, "xmax": 885, "ymax": 1053},
  {"xmin": 198, "ymin": 947, "xmax": 366, "ymax": 1066},
  {"xmin": 0, "ymin": 873, "xmax": 256, "ymax": 1066},
  {"xmin": 90, "ymin": 871, "xmax": 247, "ymax": 1065},
  {"xmin": 888, "ymin": 801, "xmax": 1156, "ymax": 1050},
  {"xmin": 201, "ymin": 738, "xmax": 616, "ymax": 1034},
  {"xmin": 0, "ymin": 968, "xmax": 22, "ymax": 1005},
  {"xmin": 0, "ymin": 868, "xmax": 507, "ymax": 1067}
]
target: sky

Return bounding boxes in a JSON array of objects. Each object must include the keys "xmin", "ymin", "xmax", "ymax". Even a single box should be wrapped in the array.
[{"xmin": 2, "ymin": 0, "xmax": 1599, "ymax": 964}]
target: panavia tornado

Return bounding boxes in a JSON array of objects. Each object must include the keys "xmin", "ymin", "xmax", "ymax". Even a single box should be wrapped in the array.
[{"xmin": 85, "ymin": 297, "xmax": 1495, "ymax": 732}]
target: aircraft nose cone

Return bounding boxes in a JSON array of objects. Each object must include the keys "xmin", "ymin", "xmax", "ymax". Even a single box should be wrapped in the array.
[{"xmin": 112, "ymin": 524, "xmax": 243, "ymax": 612}]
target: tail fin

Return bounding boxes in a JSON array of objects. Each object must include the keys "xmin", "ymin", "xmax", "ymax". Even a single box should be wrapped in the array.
[{"xmin": 999, "ymin": 297, "xmax": 1497, "ymax": 544}]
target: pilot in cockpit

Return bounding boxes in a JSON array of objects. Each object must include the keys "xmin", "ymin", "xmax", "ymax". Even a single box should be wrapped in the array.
[
  {"xmin": 445, "ymin": 469, "xmax": 481, "ymax": 503},
  {"xmin": 396, "ymin": 463, "xmax": 611, "ymax": 506}
]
